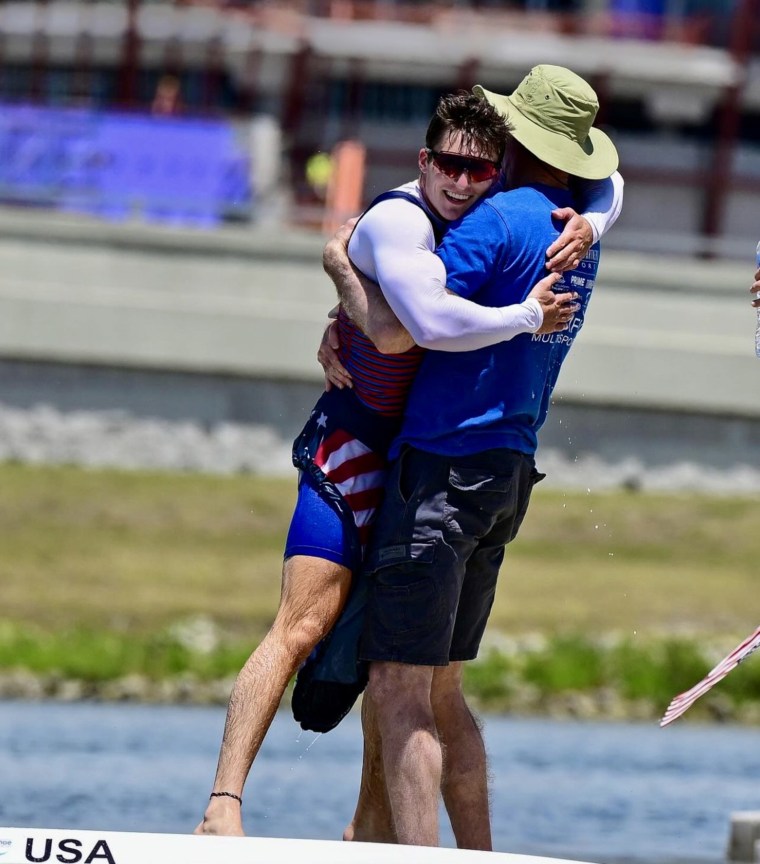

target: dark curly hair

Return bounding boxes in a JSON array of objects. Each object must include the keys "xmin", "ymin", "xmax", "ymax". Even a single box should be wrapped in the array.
[{"xmin": 425, "ymin": 91, "xmax": 511, "ymax": 163}]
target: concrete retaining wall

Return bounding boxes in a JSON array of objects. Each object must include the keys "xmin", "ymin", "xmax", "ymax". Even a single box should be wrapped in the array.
[{"xmin": 1, "ymin": 205, "xmax": 758, "ymax": 488}]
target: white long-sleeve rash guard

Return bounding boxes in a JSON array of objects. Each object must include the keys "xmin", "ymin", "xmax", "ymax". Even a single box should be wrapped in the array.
[{"xmin": 346, "ymin": 171, "xmax": 624, "ymax": 352}]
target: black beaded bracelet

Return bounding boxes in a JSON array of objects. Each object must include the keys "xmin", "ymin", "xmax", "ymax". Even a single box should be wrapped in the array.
[{"xmin": 209, "ymin": 791, "xmax": 243, "ymax": 805}]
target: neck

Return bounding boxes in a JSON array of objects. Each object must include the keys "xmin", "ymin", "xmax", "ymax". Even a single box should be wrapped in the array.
[
  {"xmin": 534, "ymin": 162, "xmax": 570, "ymax": 189},
  {"xmin": 506, "ymin": 148, "xmax": 570, "ymax": 191}
]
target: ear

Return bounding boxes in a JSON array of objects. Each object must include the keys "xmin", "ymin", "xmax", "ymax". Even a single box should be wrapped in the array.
[{"xmin": 418, "ymin": 147, "xmax": 429, "ymax": 174}]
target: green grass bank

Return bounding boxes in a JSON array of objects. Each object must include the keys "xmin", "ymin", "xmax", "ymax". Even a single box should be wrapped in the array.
[{"xmin": 2, "ymin": 463, "xmax": 758, "ymax": 721}]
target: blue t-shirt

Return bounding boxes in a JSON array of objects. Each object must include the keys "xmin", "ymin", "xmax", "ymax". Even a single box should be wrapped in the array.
[{"xmin": 390, "ymin": 183, "xmax": 601, "ymax": 458}]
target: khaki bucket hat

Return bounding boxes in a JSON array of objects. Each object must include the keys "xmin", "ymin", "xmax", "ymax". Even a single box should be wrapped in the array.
[{"xmin": 473, "ymin": 65, "xmax": 619, "ymax": 180}]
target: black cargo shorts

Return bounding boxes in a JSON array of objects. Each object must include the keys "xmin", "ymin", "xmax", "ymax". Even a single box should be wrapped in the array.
[{"xmin": 359, "ymin": 445, "xmax": 543, "ymax": 666}]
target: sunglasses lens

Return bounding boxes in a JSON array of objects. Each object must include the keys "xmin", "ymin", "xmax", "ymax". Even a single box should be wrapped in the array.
[
  {"xmin": 432, "ymin": 152, "xmax": 498, "ymax": 183},
  {"xmin": 469, "ymin": 162, "xmax": 499, "ymax": 182}
]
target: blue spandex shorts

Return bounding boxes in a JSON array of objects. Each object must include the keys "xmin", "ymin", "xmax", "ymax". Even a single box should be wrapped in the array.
[{"xmin": 284, "ymin": 471, "xmax": 356, "ymax": 571}]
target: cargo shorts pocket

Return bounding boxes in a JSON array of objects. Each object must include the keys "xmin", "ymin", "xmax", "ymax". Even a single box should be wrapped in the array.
[
  {"xmin": 366, "ymin": 541, "xmax": 443, "ymax": 637},
  {"xmin": 444, "ymin": 466, "xmax": 515, "ymax": 536}
]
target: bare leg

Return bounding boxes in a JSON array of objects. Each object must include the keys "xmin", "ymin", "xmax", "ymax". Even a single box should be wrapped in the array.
[
  {"xmin": 369, "ymin": 661, "xmax": 440, "ymax": 847},
  {"xmin": 343, "ymin": 691, "xmax": 396, "ymax": 843},
  {"xmin": 432, "ymin": 662, "xmax": 491, "ymax": 851},
  {"xmin": 195, "ymin": 555, "xmax": 351, "ymax": 836}
]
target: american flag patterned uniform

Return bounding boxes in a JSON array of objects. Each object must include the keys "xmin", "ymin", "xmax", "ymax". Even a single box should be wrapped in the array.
[
  {"xmin": 292, "ymin": 385, "xmax": 409, "ymax": 565},
  {"xmin": 292, "ymin": 187, "xmax": 437, "ymax": 560},
  {"xmin": 335, "ymin": 306, "xmax": 424, "ymax": 418},
  {"xmin": 311, "ymin": 423, "xmax": 389, "ymax": 553}
]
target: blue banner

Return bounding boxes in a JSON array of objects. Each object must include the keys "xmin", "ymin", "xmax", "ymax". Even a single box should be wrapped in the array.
[{"xmin": 0, "ymin": 104, "xmax": 252, "ymax": 226}]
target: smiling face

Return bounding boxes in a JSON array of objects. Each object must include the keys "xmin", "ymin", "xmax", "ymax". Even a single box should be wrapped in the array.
[{"xmin": 418, "ymin": 129, "xmax": 501, "ymax": 222}]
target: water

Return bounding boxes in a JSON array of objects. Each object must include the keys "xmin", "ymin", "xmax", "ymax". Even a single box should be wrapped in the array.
[{"xmin": 1, "ymin": 701, "xmax": 758, "ymax": 863}]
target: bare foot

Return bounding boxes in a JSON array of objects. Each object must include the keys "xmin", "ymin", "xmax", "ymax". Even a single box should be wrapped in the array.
[
  {"xmin": 344, "ymin": 815, "xmax": 396, "ymax": 844},
  {"xmin": 194, "ymin": 800, "xmax": 245, "ymax": 836}
]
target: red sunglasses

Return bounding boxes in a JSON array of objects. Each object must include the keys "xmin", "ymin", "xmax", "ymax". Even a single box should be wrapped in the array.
[{"xmin": 427, "ymin": 149, "xmax": 500, "ymax": 183}]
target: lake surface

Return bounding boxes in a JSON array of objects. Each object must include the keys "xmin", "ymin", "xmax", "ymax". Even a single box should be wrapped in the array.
[{"xmin": 1, "ymin": 701, "xmax": 758, "ymax": 863}]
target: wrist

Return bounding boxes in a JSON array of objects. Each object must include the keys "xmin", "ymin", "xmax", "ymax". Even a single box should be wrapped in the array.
[
  {"xmin": 582, "ymin": 214, "xmax": 600, "ymax": 245},
  {"xmin": 522, "ymin": 297, "xmax": 544, "ymax": 331}
]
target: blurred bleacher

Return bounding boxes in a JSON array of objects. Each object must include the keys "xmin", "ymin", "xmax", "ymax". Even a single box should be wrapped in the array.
[{"xmin": 0, "ymin": 0, "xmax": 758, "ymax": 256}]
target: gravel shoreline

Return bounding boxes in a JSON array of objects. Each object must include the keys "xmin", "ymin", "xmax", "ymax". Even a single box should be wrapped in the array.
[
  {"xmin": 3, "ymin": 402, "xmax": 760, "ymax": 493},
  {"xmin": 3, "ymin": 669, "xmax": 758, "ymax": 725}
]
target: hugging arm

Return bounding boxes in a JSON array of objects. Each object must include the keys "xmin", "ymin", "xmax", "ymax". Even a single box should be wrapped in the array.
[
  {"xmin": 546, "ymin": 170, "xmax": 624, "ymax": 271},
  {"xmin": 341, "ymin": 200, "xmax": 578, "ymax": 352},
  {"xmin": 574, "ymin": 169, "xmax": 624, "ymax": 243},
  {"xmin": 323, "ymin": 223, "xmax": 414, "ymax": 354}
]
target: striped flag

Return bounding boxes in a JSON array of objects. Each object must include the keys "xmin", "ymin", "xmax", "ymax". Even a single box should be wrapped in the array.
[
  {"xmin": 660, "ymin": 626, "xmax": 760, "ymax": 727},
  {"xmin": 313, "ymin": 426, "xmax": 387, "ymax": 552}
]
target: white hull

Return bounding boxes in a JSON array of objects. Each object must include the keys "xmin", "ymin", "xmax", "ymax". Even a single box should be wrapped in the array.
[{"xmin": 0, "ymin": 827, "xmax": 598, "ymax": 864}]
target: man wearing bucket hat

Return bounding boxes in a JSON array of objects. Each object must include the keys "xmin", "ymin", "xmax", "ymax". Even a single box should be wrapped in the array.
[
  {"xmin": 195, "ymin": 75, "xmax": 622, "ymax": 846},
  {"xmin": 350, "ymin": 65, "xmax": 620, "ymax": 847},
  {"xmin": 294, "ymin": 69, "xmax": 621, "ymax": 847}
]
